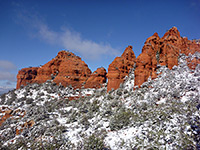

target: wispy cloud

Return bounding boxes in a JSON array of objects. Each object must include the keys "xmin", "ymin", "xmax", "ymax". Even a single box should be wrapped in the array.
[
  {"xmin": 0, "ymin": 72, "xmax": 16, "ymax": 82},
  {"xmin": 15, "ymin": 9, "xmax": 120, "ymax": 60},
  {"xmin": 35, "ymin": 23, "xmax": 120, "ymax": 60},
  {"xmin": 0, "ymin": 60, "xmax": 17, "ymax": 82},
  {"xmin": 0, "ymin": 60, "xmax": 17, "ymax": 71}
]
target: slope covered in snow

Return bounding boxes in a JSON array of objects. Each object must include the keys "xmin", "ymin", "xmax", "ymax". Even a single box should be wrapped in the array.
[{"xmin": 0, "ymin": 53, "xmax": 200, "ymax": 149}]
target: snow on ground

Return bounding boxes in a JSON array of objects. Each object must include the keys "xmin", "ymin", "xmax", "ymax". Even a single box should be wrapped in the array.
[{"xmin": 0, "ymin": 53, "xmax": 200, "ymax": 149}]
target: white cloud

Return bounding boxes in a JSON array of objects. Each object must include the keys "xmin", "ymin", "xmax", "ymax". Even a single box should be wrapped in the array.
[
  {"xmin": 0, "ymin": 60, "xmax": 17, "ymax": 71},
  {"xmin": 15, "ymin": 8, "xmax": 120, "ymax": 60},
  {"xmin": 0, "ymin": 60, "xmax": 17, "ymax": 82},
  {"xmin": 0, "ymin": 72, "xmax": 16, "ymax": 82},
  {"xmin": 37, "ymin": 24, "xmax": 59, "ymax": 44},
  {"xmin": 36, "ymin": 23, "xmax": 120, "ymax": 59},
  {"xmin": 15, "ymin": 9, "xmax": 120, "ymax": 60}
]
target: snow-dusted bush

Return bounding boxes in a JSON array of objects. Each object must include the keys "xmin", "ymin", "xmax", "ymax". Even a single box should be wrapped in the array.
[{"xmin": 0, "ymin": 52, "xmax": 200, "ymax": 149}]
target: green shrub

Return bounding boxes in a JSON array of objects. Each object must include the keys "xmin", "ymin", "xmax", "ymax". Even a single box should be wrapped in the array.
[
  {"xmin": 109, "ymin": 109, "xmax": 132, "ymax": 131},
  {"xmin": 82, "ymin": 134, "xmax": 109, "ymax": 150}
]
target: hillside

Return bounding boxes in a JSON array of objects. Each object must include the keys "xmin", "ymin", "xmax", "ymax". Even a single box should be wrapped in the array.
[
  {"xmin": 1, "ymin": 27, "xmax": 200, "ymax": 149},
  {"xmin": 0, "ymin": 52, "xmax": 200, "ymax": 149}
]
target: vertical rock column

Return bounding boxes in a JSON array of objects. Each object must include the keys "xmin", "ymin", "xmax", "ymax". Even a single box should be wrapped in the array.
[{"xmin": 107, "ymin": 46, "xmax": 136, "ymax": 92}]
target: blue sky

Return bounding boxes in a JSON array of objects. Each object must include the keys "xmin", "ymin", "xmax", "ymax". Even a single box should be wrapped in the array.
[{"xmin": 0, "ymin": 0, "xmax": 200, "ymax": 92}]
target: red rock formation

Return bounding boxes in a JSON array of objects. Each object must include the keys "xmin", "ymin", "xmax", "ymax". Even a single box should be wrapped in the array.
[
  {"xmin": 0, "ymin": 106, "xmax": 35, "ymax": 135},
  {"xmin": 134, "ymin": 27, "xmax": 200, "ymax": 86},
  {"xmin": 16, "ymin": 51, "xmax": 107, "ymax": 89},
  {"xmin": 134, "ymin": 32, "xmax": 160, "ymax": 86},
  {"xmin": 38, "ymin": 51, "xmax": 92, "ymax": 88},
  {"xmin": 107, "ymin": 46, "xmax": 136, "ymax": 92},
  {"xmin": 16, "ymin": 67, "xmax": 39, "ymax": 89},
  {"xmin": 84, "ymin": 67, "xmax": 107, "ymax": 88},
  {"xmin": 16, "ymin": 27, "xmax": 200, "ymax": 91},
  {"xmin": 187, "ymin": 56, "xmax": 200, "ymax": 70},
  {"xmin": 108, "ymin": 27, "xmax": 200, "ymax": 90}
]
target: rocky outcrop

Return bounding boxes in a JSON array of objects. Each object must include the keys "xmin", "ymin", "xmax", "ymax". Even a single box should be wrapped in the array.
[
  {"xmin": 0, "ymin": 106, "xmax": 35, "ymax": 135},
  {"xmin": 16, "ymin": 67, "xmax": 39, "ymax": 89},
  {"xmin": 107, "ymin": 46, "xmax": 136, "ymax": 92},
  {"xmin": 17, "ymin": 27, "xmax": 200, "ymax": 91},
  {"xmin": 107, "ymin": 27, "xmax": 200, "ymax": 90},
  {"xmin": 16, "ymin": 51, "xmax": 106, "ymax": 89},
  {"xmin": 84, "ymin": 67, "xmax": 107, "ymax": 88},
  {"xmin": 187, "ymin": 55, "xmax": 200, "ymax": 70},
  {"xmin": 134, "ymin": 32, "xmax": 160, "ymax": 86},
  {"xmin": 134, "ymin": 27, "xmax": 200, "ymax": 86},
  {"xmin": 45, "ymin": 51, "xmax": 92, "ymax": 88}
]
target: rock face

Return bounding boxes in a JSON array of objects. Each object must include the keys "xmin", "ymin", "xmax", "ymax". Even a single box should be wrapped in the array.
[
  {"xmin": 16, "ymin": 120, "xmax": 35, "ymax": 135},
  {"xmin": 134, "ymin": 27, "xmax": 200, "ymax": 86},
  {"xmin": 107, "ymin": 46, "xmax": 136, "ymax": 92},
  {"xmin": 107, "ymin": 27, "xmax": 200, "ymax": 90},
  {"xmin": 84, "ymin": 67, "xmax": 107, "ymax": 88},
  {"xmin": 134, "ymin": 32, "xmax": 160, "ymax": 86},
  {"xmin": 44, "ymin": 51, "xmax": 92, "ymax": 88},
  {"xmin": 16, "ymin": 51, "xmax": 107, "ymax": 89},
  {"xmin": 16, "ymin": 67, "xmax": 39, "ymax": 89}
]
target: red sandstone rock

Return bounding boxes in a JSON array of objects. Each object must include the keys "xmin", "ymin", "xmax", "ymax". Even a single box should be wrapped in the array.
[
  {"xmin": 108, "ymin": 27, "xmax": 200, "ymax": 90},
  {"xmin": 16, "ymin": 51, "xmax": 107, "ymax": 89},
  {"xmin": 16, "ymin": 27, "xmax": 200, "ymax": 91},
  {"xmin": 47, "ymin": 51, "xmax": 92, "ymax": 88},
  {"xmin": 16, "ymin": 67, "xmax": 39, "ymax": 89},
  {"xmin": 0, "ymin": 106, "xmax": 34, "ymax": 135},
  {"xmin": 187, "ymin": 56, "xmax": 200, "ymax": 70},
  {"xmin": 134, "ymin": 32, "xmax": 160, "ymax": 86},
  {"xmin": 107, "ymin": 46, "xmax": 136, "ymax": 92},
  {"xmin": 84, "ymin": 67, "xmax": 107, "ymax": 88},
  {"xmin": 134, "ymin": 27, "xmax": 200, "ymax": 87}
]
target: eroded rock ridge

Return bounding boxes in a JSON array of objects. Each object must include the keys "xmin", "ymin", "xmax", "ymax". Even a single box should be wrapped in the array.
[
  {"xmin": 107, "ymin": 27, "xmax": 200, "ymax": 91},
  {"xmin": 17, "ymin": 27, "xmax": 200, "ymax": 91}
]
